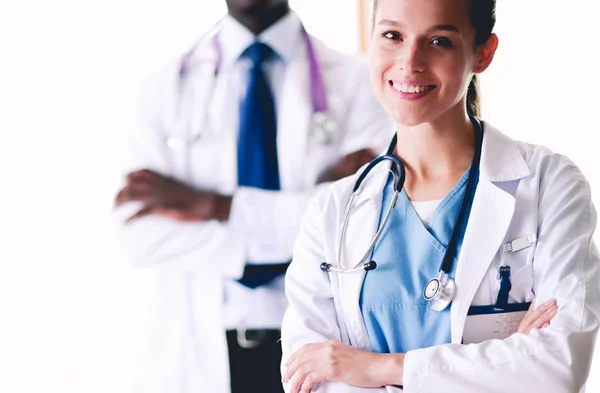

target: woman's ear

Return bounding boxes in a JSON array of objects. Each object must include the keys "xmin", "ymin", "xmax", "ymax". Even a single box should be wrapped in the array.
[{"xmin": 474, "ymin": 33, "xmax": 499, "ymax": 73}]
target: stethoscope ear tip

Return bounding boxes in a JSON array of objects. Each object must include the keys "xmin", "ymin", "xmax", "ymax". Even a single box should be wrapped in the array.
[{"xmin": 320, "ymin": 262, "xmax": 331, "ymax": 272}]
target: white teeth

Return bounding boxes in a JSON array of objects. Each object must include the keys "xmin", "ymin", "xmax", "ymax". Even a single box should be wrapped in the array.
[{"xmin": 391, "ymin": 82, "xmax": 430, "ymax": 94}]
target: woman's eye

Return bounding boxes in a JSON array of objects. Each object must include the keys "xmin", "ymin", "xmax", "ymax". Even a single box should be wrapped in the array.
[
  {"xmin": 382, "ymin": 31, "xmax": 402, "ymax": 41},
  {"xmin": 431, "ymin": 37, "xmax": 453, "ymax": 47}
]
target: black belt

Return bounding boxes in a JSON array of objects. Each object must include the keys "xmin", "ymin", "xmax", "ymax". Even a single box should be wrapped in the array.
[
  {"xmin": 226, "ymin": 328, "xmax": 281, "ymax": 349},
  {"xmin": 237, "ymin": 262, "xmax": 290, "ymax": 289}
]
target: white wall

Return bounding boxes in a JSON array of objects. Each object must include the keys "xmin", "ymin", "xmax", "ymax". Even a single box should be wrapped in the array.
[
  {"xmin": 0, "ymin": 1, "xmax": 597, "ymax": 392},
  {"xmin": 1, "ymin": 3, "xmax": 228, "ymax": 393}
]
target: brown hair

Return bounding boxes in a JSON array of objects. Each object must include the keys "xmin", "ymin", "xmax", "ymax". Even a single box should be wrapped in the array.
[{"xmin": 372, "ymin": 0, "xmax": 497, "ymax": 117}]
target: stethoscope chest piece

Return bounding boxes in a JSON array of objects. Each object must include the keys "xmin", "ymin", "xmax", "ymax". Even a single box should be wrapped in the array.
[
  {"xmin": 424, "ymin": 274, "xmax": 456, "ymax": 312},
  {"xmin": 311, "ymin": 111, "xmax": 336, "ymax": 145}
]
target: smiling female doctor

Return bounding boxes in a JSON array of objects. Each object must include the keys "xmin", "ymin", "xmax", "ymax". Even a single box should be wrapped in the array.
[{"xmin": 280, "ymin": 0, "xmax": 600, "ymax": 392}]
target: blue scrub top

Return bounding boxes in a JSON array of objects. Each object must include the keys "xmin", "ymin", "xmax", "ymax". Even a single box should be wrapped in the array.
[{"xmin": 359, "ymin": 169, "xmax": 473, "ymax": 354}]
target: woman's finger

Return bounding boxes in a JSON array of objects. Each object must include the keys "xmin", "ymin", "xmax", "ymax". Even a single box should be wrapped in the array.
[
  {"xmin": 516, "ymin": 301, "xmax": 536, "ymax": 329},
  {"xmin": 288, "ymin": 365, "xmax": 312, "ymax": 393},
  {"xmin": 285, "ymin": 344, "xmax": 307, "ymax": 367},
  {"xmin": 518, "ymin": 299, "xmax": 557, "ymax": 334},
  {"xmin": 283, "ymin": 357, "xmax": 301, "ymax": 383},
  {"xmin": 300, "ymin": 373, "xmax": 321, "ymax": 393},
  {"xmin": 284, "ymin": 349, "xmax": 321, "ymax": 383},
  {"xmin": 527, "ymin": 300, "xmax": 556, "ymax": 323},
  {"xmin": 529, "ymin": 305, "xmax": 558, "ymax": 331},
  {"xmin": 285, "ymin": 342, "xmax": 323, "ymax": 367}
]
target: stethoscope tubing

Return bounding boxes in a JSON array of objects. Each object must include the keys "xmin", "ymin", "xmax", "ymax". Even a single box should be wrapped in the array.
[
  {"xmin": 325, "ymin": 118, "xmax": 484, "ymax": 279},
  {"xmin": 172, "ymin": 20, "xmax": 330, "ymax": 148}
]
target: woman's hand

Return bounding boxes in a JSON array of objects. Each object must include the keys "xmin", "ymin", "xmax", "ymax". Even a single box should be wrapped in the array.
[
  {"xmin": 517, "ymin": 299, "xmax": 557, "ymax": 334},
  {"xmin": 282, "ymin": 300, "xmax": 556, "ymax": 392},
  {"xmin": 282, "ymin": 340, "xmax": 403, "ymax": 393}
]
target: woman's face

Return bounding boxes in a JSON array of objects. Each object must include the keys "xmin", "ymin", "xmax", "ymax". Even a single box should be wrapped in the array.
[{"xmin": 370, "ymin": 0, "xmax": 481, "ymax": 127}]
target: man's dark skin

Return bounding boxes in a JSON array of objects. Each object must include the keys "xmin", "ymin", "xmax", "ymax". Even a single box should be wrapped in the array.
[{"xmin": 114, "ymin": 0, "xmax": 376, "ymax": 222}]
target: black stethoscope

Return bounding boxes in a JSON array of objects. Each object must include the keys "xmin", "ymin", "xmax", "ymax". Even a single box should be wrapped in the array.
[{"xmin": 320, "ymin": 118, "xmax": 484, "ymax": 311}]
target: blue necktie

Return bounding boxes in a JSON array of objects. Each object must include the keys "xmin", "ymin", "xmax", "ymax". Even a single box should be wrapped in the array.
[
  {"xmin": 237, "ymin": 42, "xmax": 280, "ymax": 190},
  {"xmin": 237, "ymin": 42, "xmax": 289, "ymax": 288}
]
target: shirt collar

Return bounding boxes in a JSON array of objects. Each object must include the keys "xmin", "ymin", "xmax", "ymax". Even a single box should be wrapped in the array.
[{"xmin": 218, "ymin": 10, "xmax": 302, "ymax": 68}]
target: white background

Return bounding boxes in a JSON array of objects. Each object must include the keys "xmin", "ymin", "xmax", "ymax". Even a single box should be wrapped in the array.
[{"xmin": 0, "ymin": 1, "xmax": 598, "ymax": 392}]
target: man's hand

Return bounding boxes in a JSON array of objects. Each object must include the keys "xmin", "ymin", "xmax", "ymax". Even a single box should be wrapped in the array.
[
  {"xmin": 317, "ymin": 148, "xmax": 377, "ymax": 184},
  {"xmin": 114, "ymin": 169, "xmax": 232, "ymax": 222}
]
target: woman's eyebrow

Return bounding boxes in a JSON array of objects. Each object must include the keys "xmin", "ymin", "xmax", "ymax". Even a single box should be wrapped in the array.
[
  {"xmin": 377, "ymin": 19, "xmax": 461, "ymax": 34},
  {"xmin": 428, "ymin": 24, "xmax": 461, "ymax": 33},
  {"xmin": 377, "ymin": 19, "xmax": 401, "ymax": 27}
]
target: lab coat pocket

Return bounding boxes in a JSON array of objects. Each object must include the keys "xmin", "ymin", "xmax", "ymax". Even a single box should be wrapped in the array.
[
  {"xmin": 187, "ymin": 134, "xmax": 235, "ymax": 191},
  {"xmin": 508, "ymin": 263, "xmax": 534, "ymax": 303},
  {"xmin": 463, "ymin": 302, "xmax": 531, "ymax": 344},
  {"xmin": 496, "ymin": 234, "xmax": 537, "ymax": 303}
]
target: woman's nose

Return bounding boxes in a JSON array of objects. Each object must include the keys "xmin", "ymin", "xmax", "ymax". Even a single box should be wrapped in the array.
[{"xmin": 396, "ymin": 42, "xmax": 426, "ymax": 74}]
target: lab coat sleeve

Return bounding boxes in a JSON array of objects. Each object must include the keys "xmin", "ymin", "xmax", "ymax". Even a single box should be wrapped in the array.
[
  {"xmin": 116, "ymin": 214, "xmax": 247, "ymax": 277},
  {"xmin": 229, "ymin": 186, "xmax": 327, "ymax": 263},
  {"xmin": 402, "ymin": 156, "xmax": 600, "ymax": 392},
  {"xmin": 114, "ymin": 64, "xmax": 246, "ymax": 278},
  {"xmin": 281, "ymin": 190, "xmax": 396, "ymax": 393}
]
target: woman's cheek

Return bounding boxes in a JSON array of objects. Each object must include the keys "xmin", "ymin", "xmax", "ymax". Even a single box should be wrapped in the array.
[
  {"xmin": 369, "ymin": 54, "xmax": 389, "ymax": 99},
  {"xmin": 370, "ymin": 51, "xmax": 402, "ymax": 119},
  {"xmin": 440, "ymin": 62, "xmax": 472, "ymax": 97}
]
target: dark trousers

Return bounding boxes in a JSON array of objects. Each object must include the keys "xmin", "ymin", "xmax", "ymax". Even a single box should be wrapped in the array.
[{"xmin": 227, "ymin": 329, "xmax": 284, "ymax": 393}]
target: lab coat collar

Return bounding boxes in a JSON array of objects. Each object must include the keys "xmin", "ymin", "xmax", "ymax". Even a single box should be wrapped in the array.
[
  {"xmin": 479, "ymin": 123, "xmax": 531, "ymax": 182},
  {"xmin": 218, "ymin": 10, "xmax": 302, "ymax": 68},
  {"xmin": 352, "ymin": 121, "xmax": 532, "ymax": 204}
]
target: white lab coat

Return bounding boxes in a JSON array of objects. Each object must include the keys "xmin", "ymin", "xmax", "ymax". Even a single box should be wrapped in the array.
[
  {"xmin": 281, "ymin": 123, "xmax": 600, "ymax": 393},
  {"xmin": 115, "ymin": 24, "xmax": 393, "ymax": 393}
]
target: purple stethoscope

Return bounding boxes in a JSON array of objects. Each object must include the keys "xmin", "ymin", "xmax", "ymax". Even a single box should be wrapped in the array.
[{"xmin": 165, "ymin": 22, "xmax": 336, "ymax": 149}]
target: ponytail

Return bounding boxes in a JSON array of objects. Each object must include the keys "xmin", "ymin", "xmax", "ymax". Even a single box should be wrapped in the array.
[
  {"xmin": 467, "ymin": 74, "xmax": 480, "ymax": 118},
  {"xmin": 467, "ymin": 0, "xmax": 496, "ymax": 118}
]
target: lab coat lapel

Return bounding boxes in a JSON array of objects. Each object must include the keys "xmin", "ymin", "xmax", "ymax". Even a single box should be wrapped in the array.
[
  {"xmin": 167, "ymin": 35, "xmax": 221, "ymax": 178},
  {"xmin": 171, "ymin": 30, "xmax": 229, "ymax": 142},
  {"xmin": 450, "ymin": 124, "xmax": 531, "ymax": 343},
  {"xmin": 450, "ymin": 179, "xmax": 516, "ymax": 343},
  {"xmin": 277, "ymin": 42, "xmax": 311, "ymax": 190}
]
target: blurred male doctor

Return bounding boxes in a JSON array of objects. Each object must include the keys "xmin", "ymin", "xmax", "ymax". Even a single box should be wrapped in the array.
[{"xmin": 114, "ymin": 1, "xmax": 392, "ymax": 392}]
